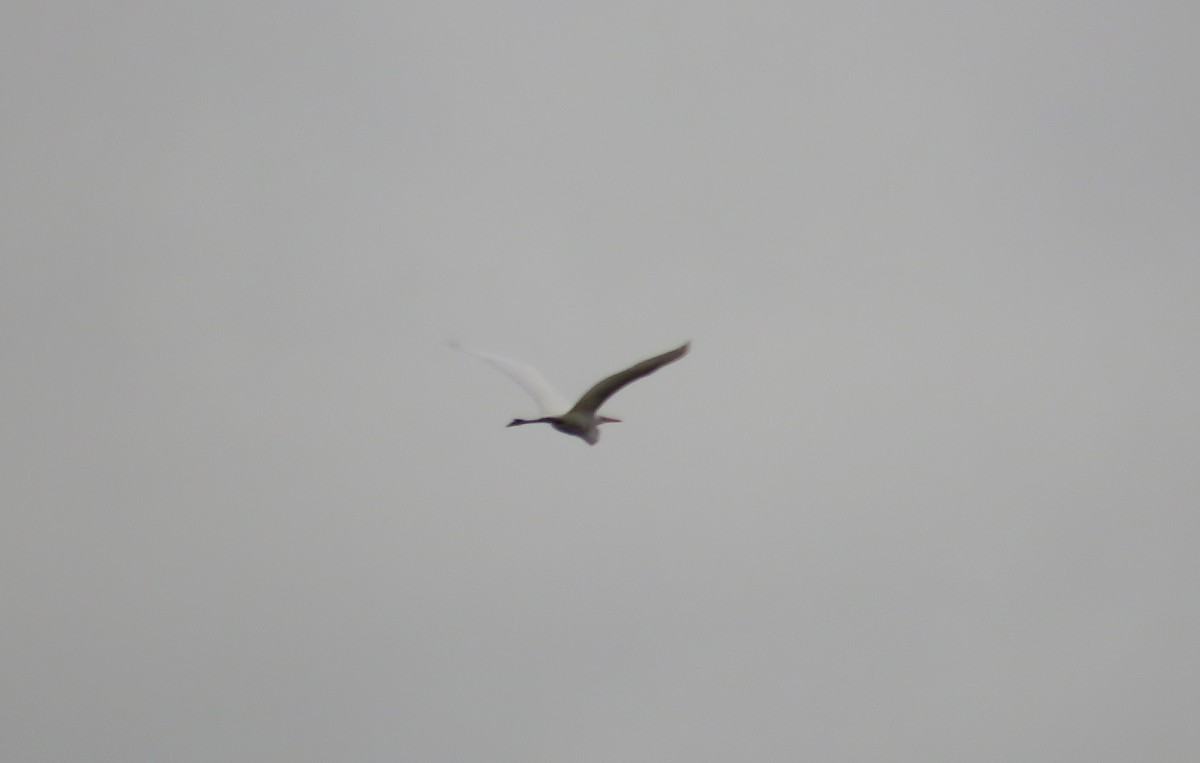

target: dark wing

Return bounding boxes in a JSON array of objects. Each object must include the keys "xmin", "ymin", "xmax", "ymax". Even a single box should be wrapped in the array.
[{"xmin": 567, "ymin": 342, "xmax": 690, "ymax": 416}]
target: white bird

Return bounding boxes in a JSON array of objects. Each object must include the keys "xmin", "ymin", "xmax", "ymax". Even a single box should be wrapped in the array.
[{"xmin": 452, "ymin": 340, "xmax": 691, "ymax": 445}]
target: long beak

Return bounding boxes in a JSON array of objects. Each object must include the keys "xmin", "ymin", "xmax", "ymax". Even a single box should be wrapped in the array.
[{"xmin": 599, "ymin": 416, "xmax": 622, "ymax": 423}]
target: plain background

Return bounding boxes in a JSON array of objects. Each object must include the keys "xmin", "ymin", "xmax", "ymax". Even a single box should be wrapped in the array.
[{"xmin": 3, "ymin": 2, "xmax": 1197, "ymax": 761}]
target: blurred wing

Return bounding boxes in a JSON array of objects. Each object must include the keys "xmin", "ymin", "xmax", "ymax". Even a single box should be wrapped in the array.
[
  {"xmin": 569, "ymin": 342, "xmax": 690, "ymax": 416},
  {"xmin": 450, "ymin": 341, "xmax": 571, "ymax": 415}
]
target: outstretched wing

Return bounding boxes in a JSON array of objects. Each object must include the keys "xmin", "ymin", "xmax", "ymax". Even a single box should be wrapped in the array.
[
  {"xmin": 568, "ymin": 342, "xmax": 690, "ymax": 416},
  {"xmin": 450, "ymin": 341, "xmax": 572, "ymax": 415}
]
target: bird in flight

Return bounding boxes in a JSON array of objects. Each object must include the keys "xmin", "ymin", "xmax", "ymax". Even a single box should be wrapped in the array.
[{"xmin": 452, "ymin": 340, "xmax": 690, "ymax": 445}]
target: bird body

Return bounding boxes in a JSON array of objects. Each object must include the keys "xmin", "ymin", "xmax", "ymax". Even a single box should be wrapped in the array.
[{"xmin": 453, "ymin": 341, "xmax": 690, "ymax": 445}]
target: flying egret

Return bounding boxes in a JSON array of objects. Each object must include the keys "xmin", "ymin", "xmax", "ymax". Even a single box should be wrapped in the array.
[{"xmin": 452, "ymin": 340, "xmax": 691, "ymax": 445}]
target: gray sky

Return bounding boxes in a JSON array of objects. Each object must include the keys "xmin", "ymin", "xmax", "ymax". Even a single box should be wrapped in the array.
[{"xmin": 3, "ymin": 2, "xmax": 1198, "ymax": 761}]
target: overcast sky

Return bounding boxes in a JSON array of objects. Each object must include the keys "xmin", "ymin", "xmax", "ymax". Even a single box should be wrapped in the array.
[{"xmin": 3, "ymin": 2, "xmax": 1198, "ymax": 761}]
